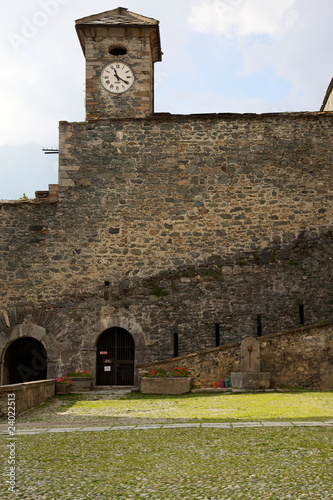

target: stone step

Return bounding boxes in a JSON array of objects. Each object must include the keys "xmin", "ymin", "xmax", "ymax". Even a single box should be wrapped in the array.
[
  {"xmin": 191, "ymin": 387, "xmax": 276, "ymax": 393},
  {"xmin": 191, "ymin": 388, "xmax": 232, "ymax": 393}
]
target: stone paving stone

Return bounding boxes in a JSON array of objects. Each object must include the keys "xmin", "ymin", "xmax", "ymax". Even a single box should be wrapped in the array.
[
  {"xmin": 135, "ymin": 425, "xmax": 164, "ymax": 429},
  {"xmin": 232, "ymin": 422, "xmax": 263, "ymax": 427},
  {"xmin": 201, "ymin": 423, "xmax": 231, "ymax": 428},
  {"xmin": 291, "ymin": 421, "xmax": 331, "ymax": 426},
  {"xmin": 16, "ymin": 430, "xmax": 48, "ymax": 435},
  {"xmin": 110, "ymin": 426, "xmax": 136, "ymax": 430},
  {"xmin": 78, "ymin": 427, "xmax": 111, "ymax": 432},
  {"xmin": 162, "ymin": 423, "xmax": 201, "ymax": 428},
  {"xmin": 14, "ymin": 429, "xmax": 47, "ymax": 434},
  {"xmin": 1, "ymin": 421, "xmax": 330, "ymax": 435},
  {"xmin": 46, "ymin": 428, "xmax": 83, "ymax": 433},
  {"xmin": 260, "ymin": 421, "xmax": 295, "ymax": 427}
]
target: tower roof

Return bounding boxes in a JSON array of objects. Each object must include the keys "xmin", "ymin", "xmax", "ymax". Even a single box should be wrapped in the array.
[
  {"xmin": 75, "ymin": 7, "xmax": 159, "ymax": 27},
  {"xmin": 75, "ymin": 7, "xmax": 162, "ymax": 61}
]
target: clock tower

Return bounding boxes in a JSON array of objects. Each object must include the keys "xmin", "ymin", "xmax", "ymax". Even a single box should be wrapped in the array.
[{"xmin": 75, "ymin": 7, "xmax": 162, "ymax": 120}]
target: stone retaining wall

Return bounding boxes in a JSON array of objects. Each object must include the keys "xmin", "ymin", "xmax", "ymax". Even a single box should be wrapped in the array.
[
  {"xmin": 138, "ymin": 323, "xmax": 333, "ymax": 390},
  {"xmin": 0, "ymin": 379, "xmax": 55, "ymax": 418}
]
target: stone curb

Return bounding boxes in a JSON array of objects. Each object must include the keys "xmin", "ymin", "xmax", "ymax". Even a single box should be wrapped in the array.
[{"xmin": 0, "ymin": 421, "xmax": 332, "ymax": 436}]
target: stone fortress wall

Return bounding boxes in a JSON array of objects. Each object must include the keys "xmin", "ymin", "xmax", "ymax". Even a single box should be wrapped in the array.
[{"xmin": 1, "ymin": 110, "xmax": 333, "ymax": 374}]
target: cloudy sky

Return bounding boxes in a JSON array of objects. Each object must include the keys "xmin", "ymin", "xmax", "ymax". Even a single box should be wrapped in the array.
[{"xmin": 0, "ymin": 0, "xmax": 332, "ymax": 199}]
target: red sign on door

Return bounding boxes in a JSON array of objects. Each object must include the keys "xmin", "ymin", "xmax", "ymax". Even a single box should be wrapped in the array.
[{"xmin": 100, "ymin": 351, "xmax": 108, "ymax": 355}]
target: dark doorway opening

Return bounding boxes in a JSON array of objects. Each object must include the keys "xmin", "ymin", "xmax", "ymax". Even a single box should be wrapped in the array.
[
  {"xmin": 3, "ymin": 337, "xmax": 47, "ymax": 385},
  {"xmin": 96, "ymin": 328, "xmax": 135, "ymax": 386}
]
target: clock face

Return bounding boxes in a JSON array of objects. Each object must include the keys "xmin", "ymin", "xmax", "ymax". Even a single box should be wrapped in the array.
[{"xmin": 101, "ymin": 61, "xmax": 135, "ymax": 94}]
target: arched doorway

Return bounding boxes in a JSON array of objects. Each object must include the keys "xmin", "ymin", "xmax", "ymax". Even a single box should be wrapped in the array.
[
  {"xmin": 96, "ymin": 328, "xmax": 135, "ymax": 386},
  {"xmin": 3, "ymin": 337, "xmax": 47, "ymax": 385}
]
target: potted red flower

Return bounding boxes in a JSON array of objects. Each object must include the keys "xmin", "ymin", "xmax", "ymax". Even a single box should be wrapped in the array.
[{"xmin": 55, "ymin": 376, "xmax": 72, "ymax": 395}]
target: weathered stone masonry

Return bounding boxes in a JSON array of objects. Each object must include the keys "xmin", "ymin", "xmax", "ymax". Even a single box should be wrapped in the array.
[
  {"xmin": 1, "ymin": 111, "xmax": 333, "ymax": 381},
  {"xmin": 0, "ymin": 7, "xmax": 332, "ymax": 386},
  {"xmin": 138, "ymin": 322, "xmax": 333, "ymax": 390}
]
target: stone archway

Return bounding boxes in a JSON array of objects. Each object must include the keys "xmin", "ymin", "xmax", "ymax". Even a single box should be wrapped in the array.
[
  {"xmin": 3, "ymin": 337, "xmax": 47, "ymax": 385},
  {"xmin": 0, "ymin": 324, "xmax": 60, "ymax": 385},
  {"xmin": 83, "ymin": 316, "xmax": 148, "ymax": 387}
]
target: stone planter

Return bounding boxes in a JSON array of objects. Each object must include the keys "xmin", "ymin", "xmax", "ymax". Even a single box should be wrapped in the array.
[
  {"xmin": 140, "ymin": 377, "xmax": 191, "ymax": 395},
  {"xmin": 70, "ymin": 377, "xmax": 93, "ymax": 391},
  {"xmin": 55, "ymin": 383, "xmax": 72, "ymax": 395}
]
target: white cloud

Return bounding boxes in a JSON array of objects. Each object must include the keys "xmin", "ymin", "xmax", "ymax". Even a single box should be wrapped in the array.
[
  {"xmin": 236, "ymin": 0, "xmax": 333, "ymax": 110},
  {"xmin": 187, "ymin": 0, "xmax": 333, "ymax": 112},
  {"xmin": 189, "ymin": 0, "xmax": 297, "ymax": 37}
]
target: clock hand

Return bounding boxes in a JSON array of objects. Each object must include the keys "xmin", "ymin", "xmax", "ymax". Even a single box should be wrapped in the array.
[
  {"xmin": 113, "ymin": 68, "xmax": 129, "ymax": 85},
  {"xmin": 118, "ymin": 76, "xmax": 130, "ymax": 85}
]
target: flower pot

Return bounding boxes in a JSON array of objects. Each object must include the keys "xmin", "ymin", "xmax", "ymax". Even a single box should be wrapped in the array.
[
  {"xmin": 140, "ymin": 377, "xmax": 191, "ymax": 395},
  {"xmin": 55, "ymin": 383, "xmax": 72, "ymax": 395},
  {"xmin": 70, "ymin": 377, "xmax": 93, "ymax": 391}
]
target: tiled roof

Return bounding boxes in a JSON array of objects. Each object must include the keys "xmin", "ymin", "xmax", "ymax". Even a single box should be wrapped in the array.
[{"xmin": 76, "ymin": 7, "xmax": 159, "ymax": 27}]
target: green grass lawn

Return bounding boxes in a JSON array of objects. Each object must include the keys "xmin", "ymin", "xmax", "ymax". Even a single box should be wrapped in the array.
[
  {"xmin": 1, "ymin": 427, "xmax": 332, "ymax": 499},
  {"xmin": 20, "ymin": 390, "xmax": 333, "ymax": 424}
]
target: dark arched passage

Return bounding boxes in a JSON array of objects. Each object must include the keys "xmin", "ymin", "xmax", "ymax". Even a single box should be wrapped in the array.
[
  {"xmin": 96, "ymin": 327, "xmax": 135, "ymax": 386},
  {"xmin": 3, "ymin": 337, "xmax": 47, "ymax": 385}
]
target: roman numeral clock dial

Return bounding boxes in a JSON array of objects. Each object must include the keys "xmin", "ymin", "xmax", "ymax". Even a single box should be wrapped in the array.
[{"xmin": 101, "ymin": 61, "xmax": 135, "ymax": 94}]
